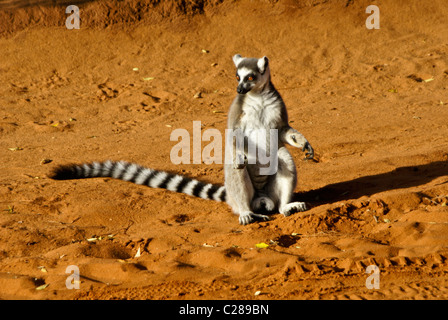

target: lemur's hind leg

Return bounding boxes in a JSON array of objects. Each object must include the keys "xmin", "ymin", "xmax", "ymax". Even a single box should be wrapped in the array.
[
  {"xmin": 224, "ymin": 164, "xmax": 270, "ymax": 225},
  {"xmin": 268, "ymin": 147, "xmax": 308, "ymax": 217}
]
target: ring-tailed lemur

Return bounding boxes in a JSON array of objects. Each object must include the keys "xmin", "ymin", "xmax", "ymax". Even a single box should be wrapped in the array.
[{"xmin": 49, "ymin": 54, "xmax": 314, "ymax": 225}]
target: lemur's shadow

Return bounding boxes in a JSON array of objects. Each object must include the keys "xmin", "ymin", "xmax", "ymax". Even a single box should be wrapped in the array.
[{"xmin": 294, "ymin": 160, "xmax": 448, "ymax": 206}]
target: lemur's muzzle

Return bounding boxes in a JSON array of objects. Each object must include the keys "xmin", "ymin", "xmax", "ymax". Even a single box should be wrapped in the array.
[{"xmin": 237, "ymin": 85, "xmax": 250, "ymax": 94}]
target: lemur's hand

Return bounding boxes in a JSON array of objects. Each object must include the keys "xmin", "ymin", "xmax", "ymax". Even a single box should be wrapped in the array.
[
  {"xmin": 283, "ymin": 128, "xmax": 314, "ymax": 161},
  {"xmin": 233, "ymin": 152, "xmax": 247, "ymax": 169},
  {"xmin": 302, "ymin": 141, "xmax": 314, "ymax": 160}
]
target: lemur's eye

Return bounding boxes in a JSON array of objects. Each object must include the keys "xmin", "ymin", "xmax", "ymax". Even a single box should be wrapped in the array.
[
  {"xmin": 236, "ymin": 75, "xmax": 240, "ymax": 81},
  {"xmin": 248, "ymin": 76, "xmax": 254, "ymax": 81}
]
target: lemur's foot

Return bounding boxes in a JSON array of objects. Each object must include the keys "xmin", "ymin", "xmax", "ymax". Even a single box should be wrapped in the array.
[
  {"xmin": 239, "ymin": 212, "xmax": 270, "ymax": 225},
  {"xmin": 280, "ymin": 202, "xmax": 308, "ymax": 217}
]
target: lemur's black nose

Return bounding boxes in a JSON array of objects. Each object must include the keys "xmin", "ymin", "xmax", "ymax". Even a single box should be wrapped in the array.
[{"xmin": 237, "ymin": 86, "xmax": 248, "ymax": 94}]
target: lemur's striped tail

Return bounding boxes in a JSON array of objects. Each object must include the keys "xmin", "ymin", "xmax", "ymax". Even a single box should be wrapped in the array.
[{"xmin": 49, "ymin": 160, "xmax": 227, "ymax": 202}]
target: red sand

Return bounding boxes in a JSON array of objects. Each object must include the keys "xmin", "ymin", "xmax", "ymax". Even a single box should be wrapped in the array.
[{"xmin": 1, "ymin": 0, "xmax": 448, "ymax": 300}]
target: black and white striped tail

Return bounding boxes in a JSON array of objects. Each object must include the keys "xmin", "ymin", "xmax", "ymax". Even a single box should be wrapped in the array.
[{"xmin": 49, "ymin": 160, "xmax": 226, "ymax": 202}]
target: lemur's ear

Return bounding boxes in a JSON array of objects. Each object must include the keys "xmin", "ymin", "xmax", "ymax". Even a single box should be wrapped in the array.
[
  {"xmin": 257, "ymin": 56, "xmax": 269, "ymax": 74},
  {"xmin": 233, "ymin": 54, "xmax": 243, "ymax": 67}
]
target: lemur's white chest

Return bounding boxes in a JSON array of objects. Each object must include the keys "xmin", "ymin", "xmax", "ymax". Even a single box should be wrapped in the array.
[
  {"xmin": 237, "ymin": 92, "xmax": 282, "ymax": 187},
  {"xmin": 239, "ymin": 93, "xmax": 282, "ymax": 131}
]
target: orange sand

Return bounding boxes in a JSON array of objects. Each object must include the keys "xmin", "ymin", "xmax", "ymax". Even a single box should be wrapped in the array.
[{"xmin": 1, "ymin": 0, "xmax": 448, "ymax": 300}]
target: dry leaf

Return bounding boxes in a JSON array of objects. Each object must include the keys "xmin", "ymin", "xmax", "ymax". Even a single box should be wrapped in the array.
[
  {"xmin": 35, "ymin": 284, "xmax": 49, "ymax": 291},
  {"xmin": 40, "ymin": 159, "xmax": 52, "ymax": 165},
  {"xmin": 194, "ymin": 92, "xmax": 202, "ymax": 99},
  {"xmin": 38, "ymin": 266, "xmax": 47, "ymax": 273}
]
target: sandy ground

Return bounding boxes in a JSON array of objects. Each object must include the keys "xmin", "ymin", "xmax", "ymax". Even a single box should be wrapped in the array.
[{"xmin": 1, "ymin": 0, "xmax": 448, "ymax": 300}]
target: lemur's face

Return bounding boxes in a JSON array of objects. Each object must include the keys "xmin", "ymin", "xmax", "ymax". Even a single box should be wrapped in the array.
[{"xmin": 233, "ymin": 55, "xmax": 270, "ymax": 95}]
